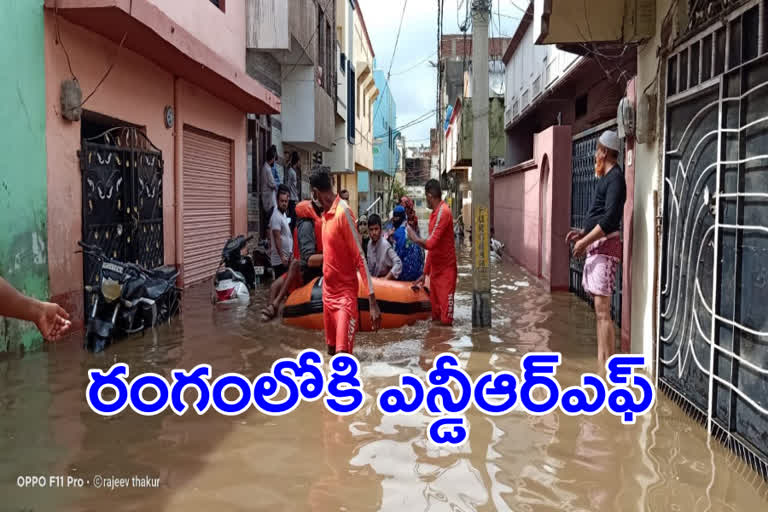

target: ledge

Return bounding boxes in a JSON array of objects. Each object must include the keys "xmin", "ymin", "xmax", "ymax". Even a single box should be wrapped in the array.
[
  {"xmin": 494, "ymin": 159, "xmax": 537, "ymax": 177},
  {"xmin": 46, "ymin": 0, "xmax": 280, "ymax": 114}
]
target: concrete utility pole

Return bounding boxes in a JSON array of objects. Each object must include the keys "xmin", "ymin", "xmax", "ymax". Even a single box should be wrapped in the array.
[{"xmin": 471, "ymin": 0, "xmax": 492, "ymax": 328}]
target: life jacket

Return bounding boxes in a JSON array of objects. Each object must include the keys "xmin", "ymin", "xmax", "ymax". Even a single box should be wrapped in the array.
[{"xmin": 292, "ymin": 200, "xmax": 324, "ymax": 260}]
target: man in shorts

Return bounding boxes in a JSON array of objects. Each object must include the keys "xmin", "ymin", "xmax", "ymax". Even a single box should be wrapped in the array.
[
  {"xmin": 568, "ymin": 130, "xmax": 627, "ymax": 366},
  {"xmin": 407, "ymin": 180, "xmax": 457, "ymax": 326},
  {"xmin": 317, "ymin": 170, "xmax": 381, "ymax": 355}
]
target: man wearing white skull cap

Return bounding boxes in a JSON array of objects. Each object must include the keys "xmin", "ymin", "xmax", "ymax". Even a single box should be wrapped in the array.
[{"xmin": 566, "ymin": 130, "xmax": 627, "ymax": 366}]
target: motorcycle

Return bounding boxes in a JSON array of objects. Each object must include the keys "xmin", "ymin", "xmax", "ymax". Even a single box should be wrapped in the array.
[
  {"xmin": 212, "ymin": 235, "xmax": 266, "ymax": 303},
  {"xmin": 78, "ymin": 241, "xmax": 181, "ymax": 353}
]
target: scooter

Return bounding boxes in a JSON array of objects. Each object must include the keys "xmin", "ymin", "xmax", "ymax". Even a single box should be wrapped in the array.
[
  {"xmin": 78, "ymin": 241, "xmax": 181, "ymax": 353},
  {"xmin": 212, "ymin": 235, "xmax": 264, "ymax": 304}
]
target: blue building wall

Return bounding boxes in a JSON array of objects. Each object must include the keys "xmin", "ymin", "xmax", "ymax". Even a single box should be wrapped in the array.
[{"xmin": 372, "ymin": 69, "xmax": 397, "ymax": 176}]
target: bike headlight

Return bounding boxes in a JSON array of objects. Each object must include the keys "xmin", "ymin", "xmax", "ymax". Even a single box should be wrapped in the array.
[{"xmin": 101, "ymin": 278, "xmax": 123, "ymax": 303}]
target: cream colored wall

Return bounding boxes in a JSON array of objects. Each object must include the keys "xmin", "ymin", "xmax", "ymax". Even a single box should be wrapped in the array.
[
  {"xmin": 354, "ymin": 11, "xmax": 376, "ymax": 171},
  {"xmin": 632, "ymin": 0, "xmax": 675, "ymax": 368}
]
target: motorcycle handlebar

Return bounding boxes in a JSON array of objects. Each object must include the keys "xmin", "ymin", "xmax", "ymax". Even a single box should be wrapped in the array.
[{"xmin": 77, "ymin": 241, "xmax": 105, "ymax": 256}]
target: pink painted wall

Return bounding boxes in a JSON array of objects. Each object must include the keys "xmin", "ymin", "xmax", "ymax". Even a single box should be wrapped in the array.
[
  {"xmin": 147, "ymin": 0, "xmax": 246, "ymax": 72},
  {"xmin": 45, "ymin": 14, "xmax": 175, "ymax": 326},
  {"xmin": 494, "ymin": 161, "xmax": 540, "ymax": 275},
  {"xmin": 45, "ymin": 14, "xmax": 246, "ymax": 329},
  {"xmin": 494, "ymin": 126, "xmax": 572, "ymax": 290},
  {"xmin": 541, "ymin": 126, "xmax": 573, "ymax": 291}
]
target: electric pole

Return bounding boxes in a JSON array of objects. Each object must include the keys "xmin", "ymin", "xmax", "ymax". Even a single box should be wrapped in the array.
[{"xmin": 471, "ymin": 0, "xmax": 491, "ymax": 327}]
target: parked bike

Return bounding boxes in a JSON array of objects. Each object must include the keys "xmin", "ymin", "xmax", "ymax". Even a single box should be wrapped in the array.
[
  {"xmin": 212, "ymin": 235, "xmax": 267, "ymax": 303},
  {"xmin": 78, "ymin": 241, "xmax": 181, "ymax": 353}
]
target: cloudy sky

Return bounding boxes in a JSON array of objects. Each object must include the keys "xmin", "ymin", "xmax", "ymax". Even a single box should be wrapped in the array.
[{"xmin": 357, "ymin": 0, "xmax": 527, "ymax": 147}]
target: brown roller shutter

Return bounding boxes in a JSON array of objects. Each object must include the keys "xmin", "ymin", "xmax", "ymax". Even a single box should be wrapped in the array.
[{"xmin": 183, "ymin": 127, "xmax": 233, "ymax": 287}]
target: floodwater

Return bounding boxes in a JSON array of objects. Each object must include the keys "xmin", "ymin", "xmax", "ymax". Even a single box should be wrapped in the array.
[{"xmin": 2, "ymin": 246, "xmax": 768, "ymax": 512}]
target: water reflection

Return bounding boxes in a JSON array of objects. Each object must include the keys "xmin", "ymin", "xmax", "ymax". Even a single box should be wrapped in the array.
[{"xmin": 0, "ymin": 248, "xmax": 766, "ymax": 511}]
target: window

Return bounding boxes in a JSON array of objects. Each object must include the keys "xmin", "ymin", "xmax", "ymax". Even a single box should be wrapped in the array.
[
  {"xmin": 209, "ymin": 0, "xmax": 225, "ymax": 12},
  {"xmin": 575, "ymin": 94, "xmax": 588, "ymax": 119},
  {"xmin": 348, "ymin": 62, "xmax": 356, "ymax": 143},
  {"xmin": 326, "ymin": 20, "xmax": 332, "ymax": 94},
  {"xmin": 317, "ymin": 5, "xmax": 325, "ymax": 89}
]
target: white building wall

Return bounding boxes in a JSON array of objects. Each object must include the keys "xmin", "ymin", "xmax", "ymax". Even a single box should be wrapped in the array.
[
  {"xmin": 632, "ymin": 0, "xmax": 674, "ymax": 367},
  {"xmin": 504, "ymin": 20, "xmax": 579, "ymax": 127},
  {"xmin": 282, "ymin": 65, "xmax": 316, "ymax": 143}
]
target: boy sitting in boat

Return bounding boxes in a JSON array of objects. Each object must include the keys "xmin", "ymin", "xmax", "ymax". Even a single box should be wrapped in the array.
[{"xmin": 366, "ymin": 214, "xmax": 402, "ymax": 280}]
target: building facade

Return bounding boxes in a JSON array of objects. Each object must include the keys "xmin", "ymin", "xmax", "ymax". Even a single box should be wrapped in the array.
[
  {"xmin": 351, "ymin": 3, "xmax": 379, "ymax": 217},
  {"xmin": 324, "ymin": 0, "xmax": 356, "ymax": 211},
  {"xmin": 45, "ymin": 0, "xmax": 279, "ymax": 332},
  {"xmin": 247, "ymin": 0, "xmax": 337, "ymax": 230},
  {"xmin": 493, "ymin": 2, "xmax": 634, "ymax": 331},
  {"xmin": 439, "ymin": 34, "xmax": 510, "ymax": 226},
  {"xmin": 366, "ymin": 68, "xmax": 397, "ymax": 216}
]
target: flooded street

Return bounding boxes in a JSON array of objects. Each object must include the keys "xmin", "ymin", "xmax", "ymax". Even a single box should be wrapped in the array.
[{"xmin": 2, "ymin": 247, "xmax": 768, "ymax": 512}]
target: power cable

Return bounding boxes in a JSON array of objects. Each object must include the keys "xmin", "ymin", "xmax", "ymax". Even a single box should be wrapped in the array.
[
  {"xmin": 373, "ymin": 0, "xmax": 410, "ymax": 124},
  {"xmin": 390, "ymin": 51, "xmax": 437, "ymax": 76}
]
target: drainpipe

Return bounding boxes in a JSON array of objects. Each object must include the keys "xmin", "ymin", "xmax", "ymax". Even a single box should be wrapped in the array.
[{"xmin": 174, "ymin": 76, "xmax": 183, "ymax": 285}]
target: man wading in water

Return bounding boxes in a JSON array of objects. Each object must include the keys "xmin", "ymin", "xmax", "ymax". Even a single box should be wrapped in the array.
[
  {"xmin": 314, "ymin": 168, "xmax": 381, "ymax": 355},
  {"xmin": 567, "ymin": 131, "xmax": 627, "ymax": 367}
]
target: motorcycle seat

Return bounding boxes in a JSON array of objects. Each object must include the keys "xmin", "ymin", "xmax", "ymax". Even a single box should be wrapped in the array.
[
  {"xmin": 143, "ymin": 279, "xmax": 173, "ymax": 300},
  {"xmin": 216, "ymin": 268, "xmax": 245, "ymax": 283},
  {"xmin": 149, "ymin": 265, "xmax": 179, "ymax": 281}
]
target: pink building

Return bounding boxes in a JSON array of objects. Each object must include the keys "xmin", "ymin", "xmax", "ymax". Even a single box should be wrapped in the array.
[{"xmin": 44, "ymin": 0, "xmax": 280, "ymax": 331}]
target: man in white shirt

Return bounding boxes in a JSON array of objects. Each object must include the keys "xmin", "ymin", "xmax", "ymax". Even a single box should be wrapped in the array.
[
  {"xmin": 261, "ymin": 147, "xmax": 278, "ymax": 240},
  {"xmin": 366, "ymin": 214, "xmax": 402, "ymax": 280},
  {"xmin": 269, "ymin": 185, "xmax": 293, "ymax": 279}
]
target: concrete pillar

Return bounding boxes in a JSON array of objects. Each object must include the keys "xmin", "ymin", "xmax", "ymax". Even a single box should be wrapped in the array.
[{"xmin": 471, "ymin": 0, "xmax": 491, "ymax": 327}]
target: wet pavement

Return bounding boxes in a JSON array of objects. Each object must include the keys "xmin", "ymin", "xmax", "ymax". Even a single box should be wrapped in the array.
[{"xmin": 2, "ymin": 245, "xmax": 768, "ymax": 511}]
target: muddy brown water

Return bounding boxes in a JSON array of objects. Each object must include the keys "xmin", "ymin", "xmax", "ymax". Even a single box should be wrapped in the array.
[{"xmin": 2, "ymin": 247, "xmax": 767, "ymax": 511}]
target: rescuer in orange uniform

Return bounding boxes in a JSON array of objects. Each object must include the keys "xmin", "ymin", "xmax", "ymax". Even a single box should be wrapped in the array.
[
  {"xmin": 407, "ymin": 179, "xmax": 457, "ymax": 326},
  {"xmin": 311, "ymin": 168, "xmax": 381, "ymax": 355}
]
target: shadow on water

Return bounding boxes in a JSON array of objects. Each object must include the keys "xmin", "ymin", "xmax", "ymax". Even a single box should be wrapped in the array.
[{"xmin": 1, "ymin": 244, "xmax": 768, "ymax": 511}]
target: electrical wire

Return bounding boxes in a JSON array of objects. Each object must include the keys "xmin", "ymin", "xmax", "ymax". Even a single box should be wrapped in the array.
[
  {"xmin": 375, "ymin": 108, "xmax": 438, "ymax": 138},
  {"xmin": 80, "ymin": 32, "xmax": 128, "ymax": 109},
  {"xmin": 373, "ymin": 0, "xmax": 410, "ymax": 124},
  {"xmin": 390, "ymin": 51, "xmax": 437, "ymax": 76},
  {"xmin": 54, "ymin": 2, "xmax": 77, "ymax": 81}
]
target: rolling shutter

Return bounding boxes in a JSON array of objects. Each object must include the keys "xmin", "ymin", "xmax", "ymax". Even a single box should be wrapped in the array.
[{"xmin": 183, "ymin": 127, "xmax": 232, "ymax": 287}]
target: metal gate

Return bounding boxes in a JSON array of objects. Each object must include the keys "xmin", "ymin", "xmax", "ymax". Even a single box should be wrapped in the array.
[
  {"xmin": 80, "ymin": 127, "xmax": 164, "ymax": 314},
  {"xmin": 659, "ymin": 0, "xmax": 768, "ymax": 479},
  {"xmin": 569, "ymin": 123, "xmax": 623, "ymax": 325}
]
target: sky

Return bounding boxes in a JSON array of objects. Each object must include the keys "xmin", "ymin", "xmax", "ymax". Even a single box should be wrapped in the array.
[{"xmin": 357, "ymin": 0, "xmax": 527, "ymax": 147}]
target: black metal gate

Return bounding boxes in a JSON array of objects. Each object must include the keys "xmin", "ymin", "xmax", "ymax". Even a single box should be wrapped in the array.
[
  {"xmin": 569, "ymin": 125, "xmax": 623, "ymax": 325},
  {"xmin": 659, "ymin": 1, "xmax": 768, "ymax": 479},
  {"xmin": 80, "ymin": 127, "xmax": 164, "ymax": 315}
]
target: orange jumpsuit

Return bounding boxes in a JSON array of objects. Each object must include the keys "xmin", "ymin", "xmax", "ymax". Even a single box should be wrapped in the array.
[
  {"xmin": 321, "ymin": 197, "xmax": 373, "ymax": 353},
  {"xmin": 424, "ymin": 201, "xmax": 457, "ymax": 325}
]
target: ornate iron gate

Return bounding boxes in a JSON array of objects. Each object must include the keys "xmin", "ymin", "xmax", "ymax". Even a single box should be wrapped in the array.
[
  {"xmin": 569, "ymin": 124, "xmax": 623, "ymax": 325},
  {"xmin": 80, "ymin": 127, "xmax": 164, "ymax": 314},
  {"xmin": 659, "ymin": 1, "xmax": 768, "ymax": 479}
]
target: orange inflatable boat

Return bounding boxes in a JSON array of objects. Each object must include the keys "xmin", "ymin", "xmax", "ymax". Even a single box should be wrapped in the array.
[{"xmin": 282, "ymin": 277, "xmax": 432, "ymax": 331}]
